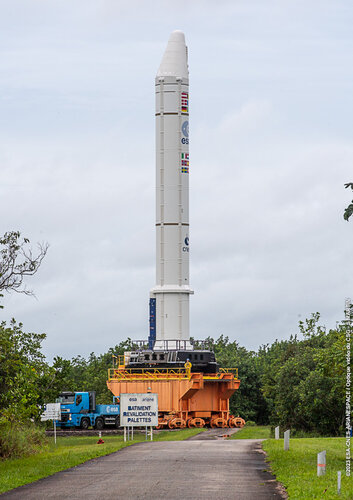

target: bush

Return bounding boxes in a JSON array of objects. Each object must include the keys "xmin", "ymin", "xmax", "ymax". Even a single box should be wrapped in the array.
[
  {"xmin": 0, "ymin": 422, "xmax": 48, "ymax": 459},
  {"xmin": 244, "ymin": 420, "xmax": 256, "ymax": 426},
  {"xmin": 289, "ymin": 428, "xmax": 341, "ymax": 438}
]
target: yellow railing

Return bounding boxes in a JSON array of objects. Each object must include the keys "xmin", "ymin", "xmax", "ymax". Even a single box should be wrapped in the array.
[
  {"xmin": 108, "ymin": 367, "xmax": 190, "ymax": 381},
  {"xmin": 107, "ymin": 366, "xmax": 239, "ymax": 382},
  {"xmin": 220, "ymin": 368, "xmax": 239, "ymax": 378},
  {"xmin": 204, "ymin": 368, "xmax": 238, "ymax": 380}
]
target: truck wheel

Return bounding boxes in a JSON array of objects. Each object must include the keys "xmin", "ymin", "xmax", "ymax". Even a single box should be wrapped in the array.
[
  {"xmin": 115, "ymin": 417, "xmax": 120, "ymax": 428},
  {"xmin": 80, "ymin": 418, "xmax": 90, "ymax": 430},
  {"xmin": 95, "ymin": 418, "xmax": 104, "ymax": 430}
]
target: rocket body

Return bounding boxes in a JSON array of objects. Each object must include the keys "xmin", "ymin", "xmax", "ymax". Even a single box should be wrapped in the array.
[{"xmin": 150, "ymin": 31, "xmax": 193, "ymax": 350}]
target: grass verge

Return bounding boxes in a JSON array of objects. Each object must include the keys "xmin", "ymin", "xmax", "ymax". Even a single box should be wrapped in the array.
[
  {"xmin": 231, "ymin": 425, "xmax": 272, "ymax": 439},
  {"xmin": 263, "ymin": 438, "xmax": 351, "ymax": 499},
  {"xmin": 0, "ymin": 423, "xmax": 47, "ymax": 459},
  {"xmin": 0, "ymin": 428, "xmax": 204, "ymax": 494}
]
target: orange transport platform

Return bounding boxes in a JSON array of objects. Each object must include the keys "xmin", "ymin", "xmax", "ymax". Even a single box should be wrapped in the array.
[{"xmin": 106, "ymin": 360, "xmax": 245, "ymax": 429}]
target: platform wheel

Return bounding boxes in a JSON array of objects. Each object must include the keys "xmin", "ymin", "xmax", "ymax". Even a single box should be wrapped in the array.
[
  {"xmin": 187, "ymin": 418, "xmax": 194, "ymax": 428},
  {"xmin": 192, "ymin": 418, "xmax": 205, "ymax": 428},
  {"xmin": 156, "ymin": 417, "xmax": 166, "ymax": 430},
  {"xmin": 234, "ymin": 417, "xmax": 245, "ymax": 428},
  {"xmin": 210, "ymin": 417, "xmax": 227, "ymax": 428},
  {"xmin": 178, "ymin": 419, "xmax": 186, "ymax": 429},
  {"xmin": 220, "ymin": 419, "xmax": 228, "ymax": 428},
  {"xmin": 168, "ymin": 417, "xmax": 186, "ymax": 429},
  {"xmin": 228, "ymin": 418, "xmax": 236, "ymax": 428}
]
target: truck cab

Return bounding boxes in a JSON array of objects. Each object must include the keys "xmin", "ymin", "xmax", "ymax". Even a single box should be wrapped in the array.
[
  {"xmin": 56, "ymin": 391, "xmax": 93, "ymax": 429},
  {"xmin": 55, "ymin": 391, "xmax": 120, "ymax": 430}
]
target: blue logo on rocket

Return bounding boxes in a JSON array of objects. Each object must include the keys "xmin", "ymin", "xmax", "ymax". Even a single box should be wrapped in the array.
[{"xmin": 182, "ymin": 121, "xmax": 189, "ymax": 137}]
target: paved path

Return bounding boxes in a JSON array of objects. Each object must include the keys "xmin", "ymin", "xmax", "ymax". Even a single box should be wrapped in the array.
[
  {"xmin": 187, "ymin": 427, "xmax": 239, "ymax": 440},
  {"xmin": 1, "ymin": 438, "xmax": 285, "ymax": 500}
]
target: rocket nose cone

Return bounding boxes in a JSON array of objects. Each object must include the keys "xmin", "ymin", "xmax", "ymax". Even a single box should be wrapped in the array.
[
  {"xmin": 157, "ymin": 30, "xmax": 188, "ymax": 79},
  {"xmin": 169, "ymin": 30, "xmax": 185, "ymax": 43}
]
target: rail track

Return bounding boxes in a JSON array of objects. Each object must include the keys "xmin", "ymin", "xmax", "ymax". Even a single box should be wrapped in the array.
[
  {"xmin": 46, "ymin": 429, "xmax": 123, "ymax": 437},
  {"xmin": 45, "ymin": 428, "xmax": 168, "ymax": 437}
]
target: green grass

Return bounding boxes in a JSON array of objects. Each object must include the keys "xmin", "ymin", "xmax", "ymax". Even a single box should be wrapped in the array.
[
  {"xmin": 0, "ymin": 428, "xmax": 204, "ymax": 494},
  {"xmin": 263, "ymin": 438, "xmax": 351, "ymax": 499},
  {"xmin": 231, "ymin": 425, "xmax": 272, "ymax": 439},
  {"xmin": 0, "ymin": 422, "xmax": 47, "ymax": 459}
]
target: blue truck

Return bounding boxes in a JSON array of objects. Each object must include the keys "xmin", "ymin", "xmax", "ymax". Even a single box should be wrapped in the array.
[{"xmin": 55, "ymin": 391, "xmax": 120, "ymax": 430}]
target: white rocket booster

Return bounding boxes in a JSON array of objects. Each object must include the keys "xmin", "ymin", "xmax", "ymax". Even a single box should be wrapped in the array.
[{"xmin": 150, "ymin": 31, "xmax": 193, "ymax": 350}]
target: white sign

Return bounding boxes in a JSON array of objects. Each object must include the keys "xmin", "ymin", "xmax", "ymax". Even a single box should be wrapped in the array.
[
  {"xmin": 41, "ymin": 403, "xmax": 61, "ymax": 421},
  {"xmin": 120, "ymin": 393, "xmax": 158, "ymax": 427}
]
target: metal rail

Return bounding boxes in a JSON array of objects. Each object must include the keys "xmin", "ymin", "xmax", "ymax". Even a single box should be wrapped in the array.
[
  {"xmin": 107, "ymin": 366, "xmax": 238, "ymax": 382},
  {"xmin": 108, "ymin": 367, "xmax": 190, "ymax": 381}
]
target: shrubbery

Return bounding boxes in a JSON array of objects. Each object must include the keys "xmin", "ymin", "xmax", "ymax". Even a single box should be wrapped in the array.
[
  {"xmin": 198, "ymin": 312, "xmax": 350, "ymax": 435},
  {"xmin": 0, "ymin": 422, "xmax": 48, "ymax": 459}
]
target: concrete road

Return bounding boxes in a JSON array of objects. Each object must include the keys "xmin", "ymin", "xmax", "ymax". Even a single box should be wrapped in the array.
[{"xmin": 1, "ymin": 439, "xmax": 285, "ymax": 500}]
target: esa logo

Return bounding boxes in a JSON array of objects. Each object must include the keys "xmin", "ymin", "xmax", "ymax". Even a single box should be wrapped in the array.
[
  {"xmin": 183, "ymin": 236, "xmax": 189, "ymax": 253},
  {"xmin": 181, "ymin": 121, "xmax": 189, "ymax": 145},
  {"xmin": 107, "ymin": 406, "xmax": 119, "ymax": 413}
]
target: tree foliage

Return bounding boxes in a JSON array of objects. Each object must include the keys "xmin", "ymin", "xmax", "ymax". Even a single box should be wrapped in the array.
[
  {"xmin": 0, "ymin": 314, "xmax": 349, "ymax": 436},
  {"xmin": 257, "ymin": 313, "xmax": 349, "ymax": 435},
  {"xmin": 0, "ymin": 320, "xmax": 48, "ymax": 423},
  {"xmin": 0, "ymin": 231, "xmax": 48, "ymax": 301},
  {"xmin": 344, "ymin": 182, "xmax": 353, "ymax": 221}
]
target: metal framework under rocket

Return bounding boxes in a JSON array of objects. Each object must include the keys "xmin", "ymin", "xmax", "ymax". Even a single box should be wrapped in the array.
[{"xmin": 150, "ymin": 31, "xmax": 193, "ymax": 350}]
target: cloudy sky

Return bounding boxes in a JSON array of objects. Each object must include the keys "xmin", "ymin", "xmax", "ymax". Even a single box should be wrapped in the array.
[{"xmin": 1, "ymin": 0, "xmax": 352, "ymax": 361}]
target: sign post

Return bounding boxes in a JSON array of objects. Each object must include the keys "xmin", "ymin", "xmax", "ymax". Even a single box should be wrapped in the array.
[
  {"xmin": 317, "ymin": 450, "xmax": 326, "ymax": 476},
  {"xmin": 120, "ymin": 393, "xmax": 158, "ymax": 441},
  {"xmin": 41, "ymin": 403, "xmax": 61, "ymax": 444},
  {"xmin": 338, "ymin": 471, "xmax": 341, "ymax": 494},
  {"xmin": 284, "ymin": 430, "xmax": 290, "ymax": 451}
]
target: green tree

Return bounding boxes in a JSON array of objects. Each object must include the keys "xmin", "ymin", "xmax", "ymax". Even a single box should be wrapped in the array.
[
  {"xmin": 0, "ymin": 231, "xmax": 48, "ymax": 307},
  {"xmin": 0, "ymin": 320, "xmax": 48, "ymax": 423},
  {"xmin": 344, "ymin": 182, "xmax": 353, "ymax": 221},
  {"xmin": 259, "ymin": 313, "xmax": 347, "ymax": 435}
]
